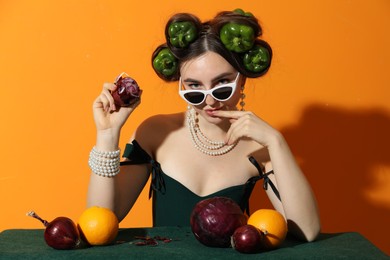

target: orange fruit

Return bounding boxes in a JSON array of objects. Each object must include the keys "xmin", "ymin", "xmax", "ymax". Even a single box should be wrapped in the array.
[
  {"xmin": 247, "ymin": 209, "xmax": 287, "ymax": 249},
  {"xmin": 77, "ymin": 206, "xmax": 119, "ymax": 246}
]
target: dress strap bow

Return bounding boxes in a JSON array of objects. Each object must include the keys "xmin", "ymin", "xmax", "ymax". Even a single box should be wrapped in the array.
[
  {"xmin": 120, "ymin": 140, "xmax": 166, "ymax": 199},
  {"xmin": 248, "ymin": 156, "xmax": 281, "ymax": 201},
  {"xmin": 148, "ymin": 159, "xmax": 166, "ymax": 199}
]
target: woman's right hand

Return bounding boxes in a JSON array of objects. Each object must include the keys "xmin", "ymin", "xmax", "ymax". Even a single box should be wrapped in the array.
[{"xmin": 93, "ymin": 82, "xmax": 141, "ymax": 134}]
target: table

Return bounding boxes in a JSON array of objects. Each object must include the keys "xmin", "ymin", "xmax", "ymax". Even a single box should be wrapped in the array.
[{"xmin": 0, "ymin": 226, "xmax": 388, "ymax": 259}]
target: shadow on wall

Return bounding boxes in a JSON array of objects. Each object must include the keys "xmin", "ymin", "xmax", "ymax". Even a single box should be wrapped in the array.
[{"xmin": 249, "ymin": 104, "xmax": 390, "ymax": 254}]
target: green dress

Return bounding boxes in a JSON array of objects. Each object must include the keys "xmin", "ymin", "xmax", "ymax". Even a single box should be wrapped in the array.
[{"xmin": 121, "ymin": 140, "xmax": 279, "ymax": 227}]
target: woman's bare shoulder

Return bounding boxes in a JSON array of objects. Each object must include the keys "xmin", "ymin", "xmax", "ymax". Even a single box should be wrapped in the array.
[
  {"xmin": 130, "ymin": 112, "xmax": 186, "ymax": 152},
  {"xmin": 137, "ymin": 113, "xmax": 184, "ymax": 132}
]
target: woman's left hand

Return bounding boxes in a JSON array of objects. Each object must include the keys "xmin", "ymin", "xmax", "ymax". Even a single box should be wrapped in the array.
[
  {"xmin": 212, "ymin": 109, "xmax": 321, "ymax": 241},
  {"xmin": 211, "ymin": 110, "xmax": 279, "ymax": 147}
]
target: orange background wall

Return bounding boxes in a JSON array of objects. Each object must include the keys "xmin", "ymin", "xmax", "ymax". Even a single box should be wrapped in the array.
[{"xmin": 1, "ymin": 0, "xmax": 389, "ymax": 254}]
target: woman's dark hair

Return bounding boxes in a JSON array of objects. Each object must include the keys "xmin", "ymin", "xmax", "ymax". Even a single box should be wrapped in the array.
[{"xmin": 151, "ymin": 10, "xmax": 272, "ymax": 81}]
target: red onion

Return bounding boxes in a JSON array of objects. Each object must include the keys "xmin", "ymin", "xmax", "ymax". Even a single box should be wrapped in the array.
[
  {"xmin": 27, "ymin": 211, "xmax": 81, "ymax": 250},
  {"xmin": 112, "ymin": 73, "xmax": 141, "ymax": 107},
  {"xmin": 231, "ymin": 224, "xmax": 263, "ymax": 253},
  {"xmin": 190, "ymin": 197, "xmax": 247, "ymax": 247}
]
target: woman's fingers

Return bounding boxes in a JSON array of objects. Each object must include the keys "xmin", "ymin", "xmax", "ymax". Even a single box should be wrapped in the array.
[
  {"xmin": 211, "ymin": 110, "xmax": 244, "ymax": 119},
  {"xmin": 225, "ymin": 116, "xmax": 250, "ymax": 144},
  {"xmin": 211, "ymin": 110, "xmax": 251, "ymax": 144},
  {"xmin": 222, "ymin": 111, "xmax": 261, "ymax": 145},
  {"xmin": 98, "ymin": 83, "xmax": 117, "ymax": 112}
]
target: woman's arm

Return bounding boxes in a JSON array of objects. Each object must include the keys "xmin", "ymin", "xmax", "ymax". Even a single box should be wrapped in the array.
[
  {"xmin": 211, "ymin": 110, "xmax": 321, "ymax": 241},
  {"xmin": 87, "ymin": 164, "xmax": 150, "ymax": 222},
  {"xmin": 264, "ymin": 132, "xmax": 320, "ymax": 242},
  {"xmin": 86, "ymin": 82, "xmax": 149, "ymax": 222}
]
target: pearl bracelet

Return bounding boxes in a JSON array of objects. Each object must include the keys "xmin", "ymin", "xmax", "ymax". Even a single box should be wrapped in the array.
[{"xmin": 88, "ymin": 146, "xmax": 121, "ymax": 177}]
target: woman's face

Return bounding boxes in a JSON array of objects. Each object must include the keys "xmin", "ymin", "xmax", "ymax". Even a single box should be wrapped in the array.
[{"xmin": 179, "ymin": 51, "xmax": 245, "ymax": 124}]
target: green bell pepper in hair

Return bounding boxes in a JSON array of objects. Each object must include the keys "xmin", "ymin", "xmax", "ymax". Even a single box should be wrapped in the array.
[
  {"xmin": 220, "ymin": 23, "xmax": 255, "ymax": 53},
  {"xmin": 233, "ymin": 8, "xmax": 254, "ymax": 17},
  {"xmin": 243, "ymin": 45, "xmax": 270, "ymax": 73},
  {"xmin": 168, "ymin": 21, "xmax": 197, "ymax": 48},
  {"xmin": 153, "ymin": 48, "xmax": 178, "ymax": 76}
]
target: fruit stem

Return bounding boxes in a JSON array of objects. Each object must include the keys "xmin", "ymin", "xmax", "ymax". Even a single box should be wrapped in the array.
[
  {"xmin": 26, "ymin": 211, "xmax": 49, "ymax": 227},
  {"xmin": 260, "ymin": 229, "xmax": 268, "ymax": 236}
]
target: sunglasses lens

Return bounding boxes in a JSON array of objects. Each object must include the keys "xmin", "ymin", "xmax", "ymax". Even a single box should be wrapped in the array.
[
  {"xmin": 183, "ymin": 92, "xmax": 205, "ymax": 104},
  {"xmin": 212, "ymin": 87, "xmax": 233, "ymax": 100}
]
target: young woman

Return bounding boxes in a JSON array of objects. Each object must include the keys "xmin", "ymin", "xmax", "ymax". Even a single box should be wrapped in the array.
[{"xmin": 87, "ymin": 10, "xmax": 320, "ymax": 241}]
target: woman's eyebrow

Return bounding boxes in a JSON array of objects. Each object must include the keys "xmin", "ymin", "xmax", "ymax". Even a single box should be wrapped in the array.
[
  {"xmin": 211, "ymin": 72, "xmax": 235, "ymax": 82},
  {"xmin": 183, "ymin": 78, "xmax": 201, "ymax": 83},
  {"xmin": 183, "ymin": 72, "xmax": 235, "ymax": 84},
  {"xmin": 211, "ymin": 72, "xmax": 234, "ymax": 84}
]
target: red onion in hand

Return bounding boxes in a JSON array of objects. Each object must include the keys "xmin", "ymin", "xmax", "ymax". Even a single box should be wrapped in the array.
[
  {"xmin": 231, "ymin": 224, "xmax": 263, "ymax": 253},
  {"xmin": 112, "ymin": 72, "xmax": 141, "ymax": 107},
  {"xmin": 27, "ymin": 211, "xmax": 81, "ymax": 250},
  {"xmin": 190, "ymin": 197, "xmax": 247, "ymax": 248}
]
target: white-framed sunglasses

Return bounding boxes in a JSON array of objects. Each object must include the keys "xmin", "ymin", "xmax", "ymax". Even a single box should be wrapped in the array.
[{"xmin": 178, "ymin": 73, "xmax": 240, "ymax": 105}]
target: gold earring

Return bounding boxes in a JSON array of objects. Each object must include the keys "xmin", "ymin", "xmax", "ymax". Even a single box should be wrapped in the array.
[{"xmin": 240, "ymin": 85, "xmax": 246, "ymax": 111}]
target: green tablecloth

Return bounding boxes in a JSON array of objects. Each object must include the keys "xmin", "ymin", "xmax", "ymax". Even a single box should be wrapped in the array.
[{"xmin": 0, "ymin": 227, "xmax": 388, "ymax": 259}]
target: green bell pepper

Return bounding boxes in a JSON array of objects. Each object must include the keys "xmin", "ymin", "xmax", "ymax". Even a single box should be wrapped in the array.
[
  {"xmin": 152, "ymin": 48, "xmax": 178, "ymax": 76},
  {"xmin": 233, "ymin": 8, "xmax": 254, "ymax": 17},
  {"xmin": 168, "ymin": 21, "xmax": 197, "ymax": 48},
  {"xmin": 243, "ymin": 45, "xmax": 271, "ymax": 73},
  {"xmin": 220, "ymin": 23, "xmax": 255, "ymax": 53}
]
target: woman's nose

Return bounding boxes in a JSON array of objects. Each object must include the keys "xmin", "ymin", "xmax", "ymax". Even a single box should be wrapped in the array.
[{"xmin": 204, "ymin": 93, "xmax": 217, "ymax": 106}]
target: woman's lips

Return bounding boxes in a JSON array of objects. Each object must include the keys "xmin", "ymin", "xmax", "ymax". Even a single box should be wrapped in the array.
[{"xmin": 205, "ymin": 108, "xmax": 220, "ymax": 117}]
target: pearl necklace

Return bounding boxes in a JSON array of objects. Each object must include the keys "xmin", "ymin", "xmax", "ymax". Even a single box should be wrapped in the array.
[{"xmin": 186, "ymin": 109, "xmax": 237, "ymax": 156}]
